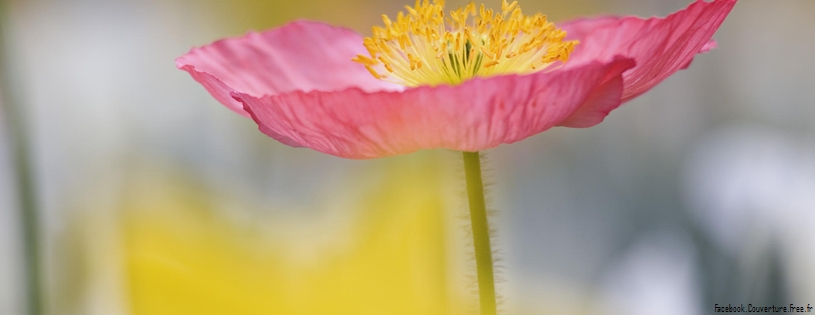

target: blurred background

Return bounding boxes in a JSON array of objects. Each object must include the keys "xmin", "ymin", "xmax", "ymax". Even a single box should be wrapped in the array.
[{"xmin": 1, "ymin": 0, "xmax": 813, "ymax": 314}]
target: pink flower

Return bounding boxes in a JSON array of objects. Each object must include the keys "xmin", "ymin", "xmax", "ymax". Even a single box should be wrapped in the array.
[{"xmin": 177, "ymin": 0, "xmax": 736, "ymax": 159}]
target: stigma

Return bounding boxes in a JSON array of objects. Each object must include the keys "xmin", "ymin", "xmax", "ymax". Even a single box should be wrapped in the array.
[{"xmin": 353, "ymin": 0, "xmax": 578, "ymax": 86}]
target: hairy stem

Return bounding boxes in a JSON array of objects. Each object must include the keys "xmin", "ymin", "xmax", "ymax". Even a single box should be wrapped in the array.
[{"xmin": 463, "ymin": 151, "xmax": 496, "ymax": 315}]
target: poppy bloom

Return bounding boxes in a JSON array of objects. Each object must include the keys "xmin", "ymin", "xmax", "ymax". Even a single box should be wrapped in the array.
[{"xmin": 177, "ymin": 0, "xmax": 736, "ymax": 159}]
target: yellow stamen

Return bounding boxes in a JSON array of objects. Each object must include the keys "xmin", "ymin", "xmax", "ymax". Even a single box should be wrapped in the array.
[
  {"xmin": 354, "ymin": 0, "xmax": 578, "ymax": 86},
  {"xmin": 364, "ymin": 64, "xmax": 384, "ymax": 79}
]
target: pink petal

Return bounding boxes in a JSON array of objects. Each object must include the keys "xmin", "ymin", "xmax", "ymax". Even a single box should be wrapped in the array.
[
  {"xmin": 176, "ymin": 20, "xmax": 403, "ymax": 119},
  {"xmin": 559, "ymin": 0, "xmax": 736, "ymax": 101},
  {"xmin": 235, "ymin": 57, "xmax": 635, "ymax": 159},
  {"xmin": 556, "ymin": 68, "xmax": 627, "ymax": 128},
  {"xmin": 680, "ymin": 40, "xmax": 717, "ymax": 70}
]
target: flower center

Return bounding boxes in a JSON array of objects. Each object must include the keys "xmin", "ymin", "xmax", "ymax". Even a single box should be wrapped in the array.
[{"xmin": 353, "ymin": 0, "xmax": 578, "ymax": 86}]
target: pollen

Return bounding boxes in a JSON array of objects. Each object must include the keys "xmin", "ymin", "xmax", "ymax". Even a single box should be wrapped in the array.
[{"xmin": 352, "ymin": 0, "xmax": 578, "ymax": 86}]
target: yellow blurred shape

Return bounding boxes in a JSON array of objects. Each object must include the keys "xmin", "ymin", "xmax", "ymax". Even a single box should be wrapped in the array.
[{"xmin": 123, "ymin": 158, "xmax": 465, "ymax": 315}]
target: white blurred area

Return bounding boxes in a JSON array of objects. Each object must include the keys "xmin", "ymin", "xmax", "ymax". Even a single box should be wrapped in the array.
[
  {"xmin": 0, "ymin": 0, "xmax": 813, "ymax": 315},
  {"xmin": 683, "ymin": 125, "xmax": 815, "ymax": 302}
]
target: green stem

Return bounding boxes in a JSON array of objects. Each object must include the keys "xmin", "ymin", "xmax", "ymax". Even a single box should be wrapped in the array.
[
  {"xmin": 0, "ymin": 2, "xmax": 43, "ymax": 315},
  {"xmin": 463, "ymin": 151, "xmax": 497, "ymax": 315}
]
